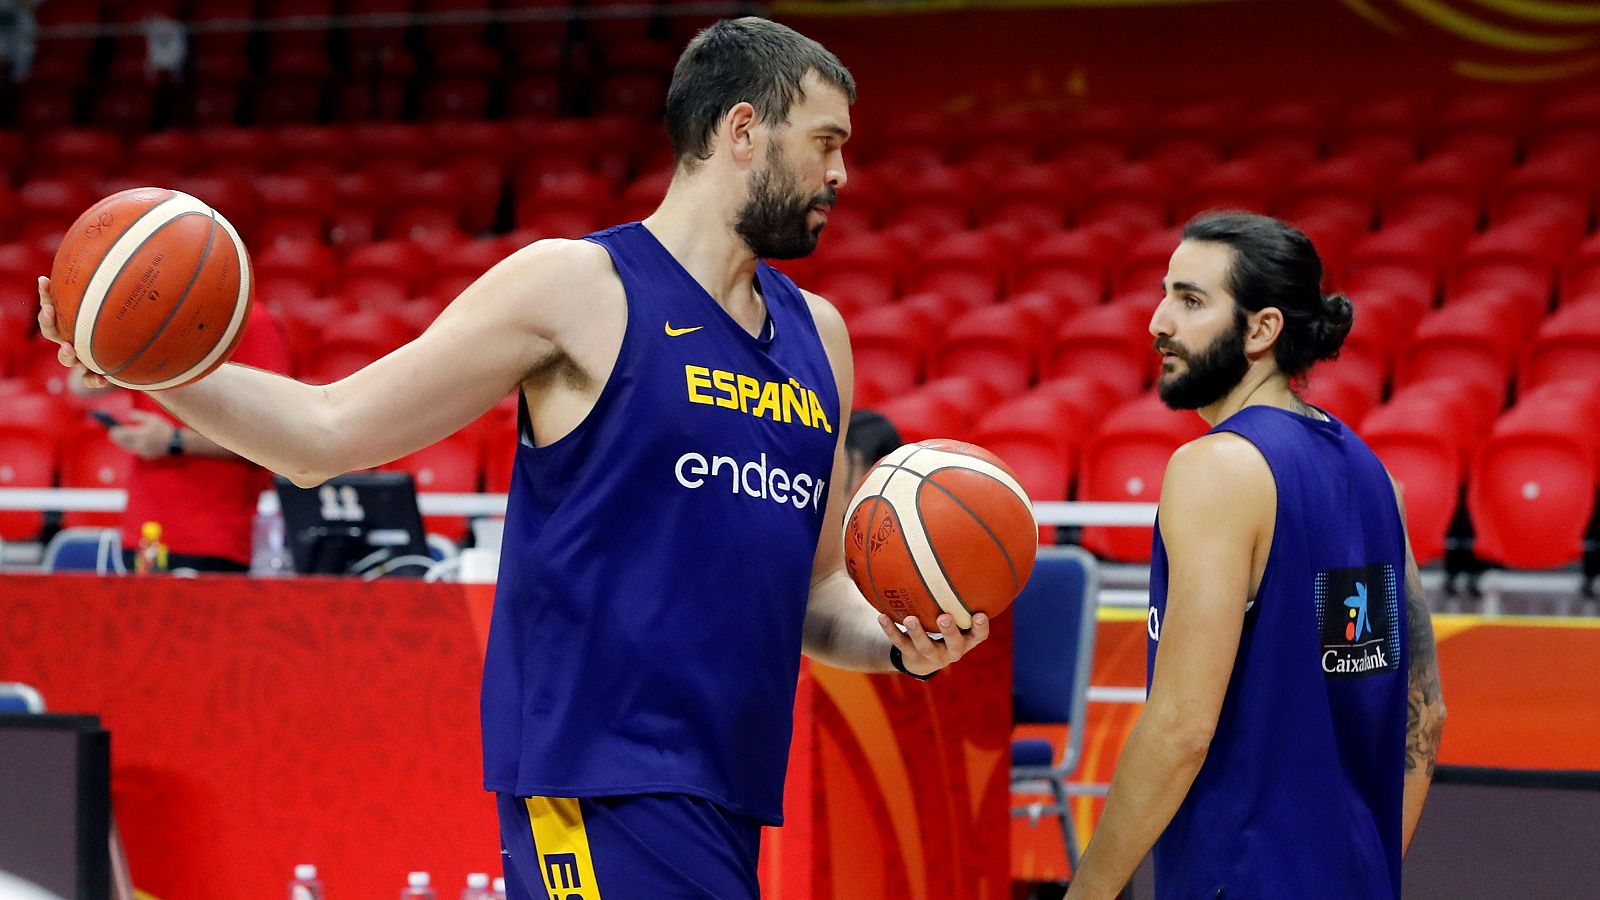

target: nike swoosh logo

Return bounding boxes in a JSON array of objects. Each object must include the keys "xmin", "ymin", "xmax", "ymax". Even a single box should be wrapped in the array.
[{"xmin": 665, "ymin": 323, "xmax": 704, "ymax": 337}]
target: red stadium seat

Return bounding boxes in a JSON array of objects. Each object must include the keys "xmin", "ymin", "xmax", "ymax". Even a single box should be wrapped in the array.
[
  {"xmin": 882, "ymin": 165, "xmax": 978, "ymax": 234},
  {"xmin": 1172, "ymin": 158, "xmax": 1283, "ymax": 222},
  {"xmin": 1449, "ymin": 220, "xmax": 1571, "ymax": 305},
  {"xmin": 908, "ymin": 230, "xmax": 1013, "ymax": 308},
  {"xmin": 610, "ymin": 170, "xmax": 673, "ymax": 224},
  {"xmin": 1013, "ymin": 228, "xmax": 1124, "ymax": 304},
  {"xmin": 974, "ymin": 393, "xmax": 1086, "ymax": 542},
  {"xmin": 31, "ymin": 129, "xmax": 124, "ymax": 176},
  {"xmin": 811, "ymin": 233, "xmax": 911, "ymax": 309},
  {"xmin": 1431, "ymin": 89, "xmax": 1528, "ymax": 148},
  {"xmin": 877, "ymin": 391, "xmax": 971, "ymax": 445},
  {"xmin": 255, "ymin": 240, "xmax": 337, "ymax": 308},
  {"xmin": 930, "ymin": 304, "xmax": 1050, "ymax": 394},
  {"xmin": 1360, "ymin": 397, "xmax": 1466, "ymax": 564},
  {"xmin": 1344, "ymin": 224, "xmax": 1453, "ymax": 311},
  {"xmin": 848, "ymin": 304, "xmax": 942, "ymax": 398},
  {"xmin": 513, "ymin": 171, "xmax": 613, "ymax": 237},
  {"xmin": 1381, "ymin": 153, "xmax": 1486, "ymax": 233},
  {"xmin": 385, "ymin": 432, "xmax": 484, "ymax": 539},
  {"xmin": 1142, "ymin": 136, "xmax": 1225, "ymax": 184},
  {"xmin": 1078, "ymin": 393, "xmax": 1209, "ymax": 562},
  {"xmin": 978, "ymin": 164, "xmax": 1075, "ymax": 236},
  {"xmin": 1080, "ymin": 163, "xmax": 1173, "ymax": 232},
  {"xmin": 59, "ymin": 424, "xmax": 132, "ymax": 529},
  {"xmin": 1563, "ymin": 231, "xmax": 1600, "ymax": 302},
  {"xmin": 1469, "ymin": 390, "xmax": 1600, "ymax": 569},
  {"xmin": 914, "ymin": 376, "xmax": 1005, "ymax": 427},
  {"xmin": 1522, "ymin": 300, "xmax": 1600, "ymax": 394},
  {"xmin": 1394, "ymin": 303, "xmax": 1519, "ymax": 401},
  {"xmin": 1112, "ymin": 227, "xmax": 1183, "ymax": 297},
  {"xmin": 426, "ymin": 240, "xmax": 511, "ymax": 300},
  {"xmin": 0, "ymin": 422, "xmax": 57, "ymax": 540},
  {"xmin": 18, "ymin": 179, "xmax": 100, "ymax": 242},
  {"xmin": 1490, "ymin": 146, "xmax": 1600, "ymax": 229},
  {"xmin": 1045, "ymin": 304, "xmax": 1153, "ymax": 398},
  {"xmin": 1300, "ymin": 368, "xmax": 1380, "ymax": 427},
  {"xmin": 1279, "ymin": 154, "xmax": 1392, "ymax": 229}
]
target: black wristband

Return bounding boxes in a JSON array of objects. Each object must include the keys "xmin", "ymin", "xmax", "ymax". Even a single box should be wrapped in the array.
[
  {"xmin": 167, "ymin": 427, "xmax": 185, "ymax": 456},
  {"xmin": 889, "ymin": 645, "xmax": 937, "ymax": 681}
]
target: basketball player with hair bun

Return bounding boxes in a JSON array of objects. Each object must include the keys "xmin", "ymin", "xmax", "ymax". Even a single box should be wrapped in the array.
[
  {"xmin": 39, "ymin": 18, "xmax": 993, "ymax": 899},
  {"xmin": 1065, "ymin": 213, "xmax": 1446, "ymax": 900}
]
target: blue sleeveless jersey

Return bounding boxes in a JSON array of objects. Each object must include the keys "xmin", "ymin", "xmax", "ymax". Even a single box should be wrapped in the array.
[
  {"xmin": 1146, "ymin": 405, "xmax": 1408, "ymax": 899},
  {"xmin": 481, "ymin": 223, "xmax": 840, "ymax": 824}
]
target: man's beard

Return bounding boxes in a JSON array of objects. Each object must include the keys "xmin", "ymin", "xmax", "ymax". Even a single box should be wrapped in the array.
[
  {"xmin": 734, "ymin": 145, "xmax": 833, "ymax": 260},
  {"xmin": 1155, "ymin": 312, "xmax": 1250, "ymax": 410}
]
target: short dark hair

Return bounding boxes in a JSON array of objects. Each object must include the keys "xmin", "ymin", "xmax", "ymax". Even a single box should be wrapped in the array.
[
  {"xmin": 847, "ymin": 409, "xmax": 901, "ymax": 464},
  {"xmin": 664, "ymin": 17, "xmax": 856, "ymax": 170},
  {"xmin": 1180, "ymin": 212, "xmax": 1354, "ymax": 379}
]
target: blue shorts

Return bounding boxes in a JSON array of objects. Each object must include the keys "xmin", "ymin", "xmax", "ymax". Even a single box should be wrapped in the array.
[{"xmin": 495, "ymin": 793, "xmax": 762, "ymax": 899}]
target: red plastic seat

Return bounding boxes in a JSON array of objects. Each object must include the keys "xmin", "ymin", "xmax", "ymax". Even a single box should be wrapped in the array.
[
  {"xmin": 426, "ymin": 240, "xmax": 511, "ymax": 300},
  {"xmin": 1300, "ymin": 367, "xmax": 1381, "ymax": 427},
  {"xmin": 384, "ymin": 431, "xmax": 484, "ymax": 539},
  {"xmin": 1078, "ymin": 393, "xmax": 1209, "ymax": 562},
  {"xmin": 1360, "ymin": 397, "xmax": 1465, "ymax": 565},
  {"xmin": 930, "ymin": 305, "xmax": 1050, "ymax": 394},
  {"xmin": 881, "ymin": 165, "xmax": 977, "ymax": 234},
  {"xmin": 254, "ymin": 241, "xmax": 337, "ymax": 307},
  {"xmin": 1080, "ymin": 163, "xmax": 1173, "ymax": 232},
  {"xmin": 907, "ymin": 230, "xmax": 1012, "ymax": 308},
  {"xmin": 513, "ymin": 171, "xmax": 613, "ymax": 237},
  {"xmin": 1045, "ymin": 304, "xmax": 1154, "ymax": 398},
  {"xmin": 1491, "ymin": 145, "xmax": 1600, "ymax": 229},
  {"xmin": 1142, "ymin": 136, "xmax": 1225, "ymax": 184},
  {"xmin": 973, "ymin": 393, "xmax": 1086, "ymax": 542},
  {"xmin": 1431, "ymin": 89, "xmax": 1528, "ymax": 147},
  {"xmin": 17, "ymin": 179, "xmax": 99, "ymax": 241},
  {"xmin": 1381, "ymin": 153, "xmax": 1486, "ymax": 233},
  {"xmin": 1449, "ymin": 220, "xmax": 1572, "ymax": 305},
  {"xmin": 848, "ymin": 304, "xmax": 941, "ymax": 398},
  {"xmin": 1112, "ymin": 227, "xmax": 1183, "ymax": 297},
  {"xmin": 338, "ymin": 242, "xmax": 427, "ymax": 308},
  {"xmin": 811, "ymin": 233, "xmax": 911, "ymax": 310},
  {"xmin": 59, "ymin": 424, "xmax": 132, "ymax": 529},
  {"xmin": 1172, "ymin": 158, "xmax": 1282, "ymax": 222},
  {"xmin": 1344, "ymin": 225, "xmax": 1455, "ymax": 312},
  {"xmin": 1522, "ymin": 300, "xmax": 1600, "ymax": 394},
  {"xmin": 978, "ymin": 164, "xmax": 1074, "ymax": 236},
  {"xmin": 1279, "ymin": 154, "xmax": 1392, "ymax": 229},
  {"xmin": 1394, "ymin": 304, "xmax": 1519, "ymax": 401},
  {"xmin": 1013, "ymin": 229, "xmax": 1123, "ymax": 304},
  {"xmin": 1469, "ymin": 390, "xmax": 1600, "ymax": 569},
  {"xmin": 876, "ymin": 391, "xmax": 971, "ymax": 445},
  {"xmin": 0, "ymin": 422, "xmax": 57, "ymax": 540}
]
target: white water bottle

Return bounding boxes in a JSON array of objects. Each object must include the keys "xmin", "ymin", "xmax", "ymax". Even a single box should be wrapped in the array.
[
  {"xmin": 491, "ymin": 877, "xmax": 506, "ymax": 900},
  {"xmin": 461, "ymin": 872, "xmax": 491, "ymax": 900},
  {"xmin": 289, "ymin": 864, "xmax": 323, "ymax": 900},
  {"xmin": 401, "ymin": 871, "xmax": 436, "ymax": 900},
  {"xmin": 250, "ymin": 492, "xmax": 291, "ymax": 576}
]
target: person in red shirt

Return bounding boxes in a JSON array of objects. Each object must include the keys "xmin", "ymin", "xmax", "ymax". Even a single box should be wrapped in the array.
[{"xmin": 69, "ymin": 302, "xmax": 292, "ymax": 572}]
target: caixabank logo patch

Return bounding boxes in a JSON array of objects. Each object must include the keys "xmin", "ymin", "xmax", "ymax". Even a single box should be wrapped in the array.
[{"xmin": 1316, "ymin": 564, "xmax": 1401, "ymax": 679}]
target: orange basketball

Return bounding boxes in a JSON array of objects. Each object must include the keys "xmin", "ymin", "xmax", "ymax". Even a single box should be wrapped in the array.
[
  {"xmin": 50, "ymin": 187, "xmax": 253, "ymax": 390},
  {"xmin": 843, "ymin": 439, "xmax": 1037, "ymax": 629}
]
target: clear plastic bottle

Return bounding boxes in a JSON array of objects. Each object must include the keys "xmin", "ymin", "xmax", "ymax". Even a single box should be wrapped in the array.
[
  {"xmin": 400, "ymin": 871, "xmax": 436, "ymax": 900},
  {"xmin": 491, "ymin": 877, "xmax": 506, "ymax": 900},
  {"xmin": 289, "ymin": 864, "xmax": 323, "ymax": 900},
  {"xmin": 134, "ymin": 521, "xmax": 167, "ymax": 575},
  {"xmin": 461, "ymin": 873, "xmax": 491, "ymax": 900},
  {"xmin": 250, "ymin": 493, "xmax": 291, "ymax": 576}
]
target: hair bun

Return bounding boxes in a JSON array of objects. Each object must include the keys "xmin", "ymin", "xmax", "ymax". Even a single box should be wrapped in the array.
[{"xmin": 1312, "ymin": 293, "xmax": 1354, "ymax": 361}]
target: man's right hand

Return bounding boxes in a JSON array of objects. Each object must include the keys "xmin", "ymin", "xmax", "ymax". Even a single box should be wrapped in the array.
[{"xmin": 37, "ymin": 276, "xmax": 109, "ymax": 390}]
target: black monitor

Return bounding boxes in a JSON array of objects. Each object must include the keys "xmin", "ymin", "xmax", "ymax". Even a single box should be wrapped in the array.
[
  {"xmin": 0, "ymin": 714, "xmax": 110, "ymax": 900},
  {"xmin": 275, "ymin": 472, "xmax": 432, "ymax": 576}
]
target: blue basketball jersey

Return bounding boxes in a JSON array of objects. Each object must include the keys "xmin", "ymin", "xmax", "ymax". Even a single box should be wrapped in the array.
[
  {"xmin": 480, "ymin": 223, "xmax": 841, "ymax": 825},
  {"xmin": 1146, "ymin": 405, "xmax": 1408, "ymax": 899}
]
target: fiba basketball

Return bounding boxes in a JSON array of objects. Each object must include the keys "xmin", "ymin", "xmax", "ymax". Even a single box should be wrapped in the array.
[
  {"xmin": 50, "ymin": 187, "xmax": 253, "ymax": 391},
  {"xmin": 844, "ymin": 439, "xmax": 1037, "ymax": 630}
]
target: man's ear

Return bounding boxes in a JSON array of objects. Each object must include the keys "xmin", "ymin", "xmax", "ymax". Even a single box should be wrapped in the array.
[
  {"xmin": 1246, "ymin": 306, "xmax": 1284, "ymax": 357},
  {"xmin": 724, "ymin": 101, "xmax": 759, "ymax": 165}
]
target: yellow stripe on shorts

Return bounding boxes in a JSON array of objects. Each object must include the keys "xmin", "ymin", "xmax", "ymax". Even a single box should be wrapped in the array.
[{"xmin": 525, "ymin": 796, "xmax": 604, "ymax": 899}]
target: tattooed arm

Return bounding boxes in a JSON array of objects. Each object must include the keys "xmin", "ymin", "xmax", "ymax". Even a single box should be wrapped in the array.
[{"xmin": 1390, "ymin": 475, "xmax": 1447, "ymax": 856}]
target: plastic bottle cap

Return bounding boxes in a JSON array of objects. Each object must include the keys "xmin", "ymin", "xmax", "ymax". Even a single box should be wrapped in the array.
[
  {"xmin": 408, "ymin": 872, "xmax": 430, "ymax": 887},
  {"xmin": 141, "ymin": 521, "xmax": 161, "ymax": 539},
  {"xmin": 492, "ymin": 877, "xmax": 505, "ymax": 892},
  {"xmin": 467, "ymin": 873, "xmax": 488, "ymax": 888},
  {"xmin": 295, "ymin": 864, "xmax": 317, "ymax": 880}
]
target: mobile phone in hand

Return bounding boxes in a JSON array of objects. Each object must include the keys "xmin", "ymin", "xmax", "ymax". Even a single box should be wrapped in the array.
[{"xmin": 88, "ymin": 410, "xmax": 123, "ymax": 429}]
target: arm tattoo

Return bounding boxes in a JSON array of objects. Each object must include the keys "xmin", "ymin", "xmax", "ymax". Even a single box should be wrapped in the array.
[{"xmin": 1403, "ymin": 549, "xmax": 1444, "ymax": 776}]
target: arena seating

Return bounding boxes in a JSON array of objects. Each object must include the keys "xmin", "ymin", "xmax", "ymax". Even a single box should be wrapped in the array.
[{"xmin": 3, "ymin": 17, "xmax": 1599, "ymax": 568}]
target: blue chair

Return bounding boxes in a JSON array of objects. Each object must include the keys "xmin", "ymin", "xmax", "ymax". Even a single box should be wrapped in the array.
[
  {"xmin": 1011, "ymin": 545, "xmax": 1101, "ymax": 869},
  {"xmin": 0, "ymin": 682, "xmax": 46, "ymax": 713},
  {"xmin": 42, "ymin": 527, "xmax": 125, "ymax": 575}
]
